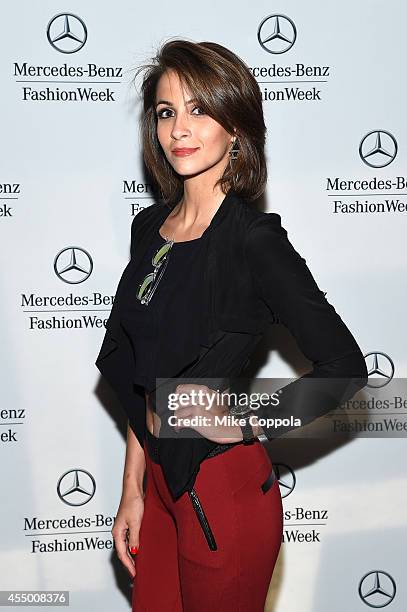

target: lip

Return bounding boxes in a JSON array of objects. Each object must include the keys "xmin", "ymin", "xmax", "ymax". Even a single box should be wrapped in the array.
[{"xmin": 172, "ymin": 147, "xmax": 199, "ymax": 156}]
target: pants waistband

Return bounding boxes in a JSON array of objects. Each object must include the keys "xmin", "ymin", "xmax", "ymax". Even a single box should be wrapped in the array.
[{"xmin": 144, "ymin": 427, "xmax": 244, "ymax": 465}]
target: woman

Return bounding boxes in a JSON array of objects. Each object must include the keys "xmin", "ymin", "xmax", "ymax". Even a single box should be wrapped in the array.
[{"xmin": 95, "ymin": 39, "xmax": 368, "ymax": 611}]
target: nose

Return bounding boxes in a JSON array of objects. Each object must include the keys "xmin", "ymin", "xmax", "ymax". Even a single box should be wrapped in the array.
[{"xmin": 170, "ymin": 111, "xmax": 192, "ymax": 141}]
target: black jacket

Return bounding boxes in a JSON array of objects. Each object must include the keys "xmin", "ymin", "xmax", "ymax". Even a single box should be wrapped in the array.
[{"xmin": 95, "ymin": 188, "xmax": 368, "ymax": 448}]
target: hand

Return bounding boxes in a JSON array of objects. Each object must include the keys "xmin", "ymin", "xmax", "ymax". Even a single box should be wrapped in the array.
[
  {"xmin": 112, "ymin": 491, "xmax": 144, "ymax": 579},
  {"xmin": 171, "ymin": 383, "xmax": 245, "ymax": 444}
]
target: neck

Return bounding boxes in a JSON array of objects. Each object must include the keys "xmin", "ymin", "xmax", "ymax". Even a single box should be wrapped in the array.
[{"xmin": 175, "ymin": 178, "xmax": 231, "ymax": 229}]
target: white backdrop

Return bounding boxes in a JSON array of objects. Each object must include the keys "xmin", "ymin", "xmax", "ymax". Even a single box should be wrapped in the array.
[{"xmin": 1, "ymin": 1, "xmax": 406, "ymax": 610}]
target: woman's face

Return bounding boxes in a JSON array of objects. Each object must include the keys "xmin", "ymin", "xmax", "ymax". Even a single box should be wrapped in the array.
[{"xmin": 154, "ymin": 69, "xmax": 234, "ymax": 179}]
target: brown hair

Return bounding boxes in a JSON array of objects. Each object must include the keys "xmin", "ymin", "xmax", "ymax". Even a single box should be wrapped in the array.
[{"xmin": 132, "ymin": 38, "xmax": 267, "ymax": 206}]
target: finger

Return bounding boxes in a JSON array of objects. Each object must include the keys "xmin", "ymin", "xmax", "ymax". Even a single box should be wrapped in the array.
[
  {"xmin": 172, "ymin": 405, "xmax": 198, "ymax": 430},
  {"xmin": 173, "ymin": 406, "xmax": 194, "ymax": 417},
  {"xmin": 175, "ymin": 383, "xmax": 208, "ymax": 395},
  {"xmin": 113, "ymin": 528, "xmax": 138, "ymax": 577}
]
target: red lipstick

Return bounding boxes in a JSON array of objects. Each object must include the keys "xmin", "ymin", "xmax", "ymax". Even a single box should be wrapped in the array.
[{"xmin": 172, "ymin": 147, "xmax": 199, "ymax": 157}]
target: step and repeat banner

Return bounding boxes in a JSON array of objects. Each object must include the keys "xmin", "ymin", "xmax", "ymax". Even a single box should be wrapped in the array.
[{"xmin": 1, "ymin": 1, "xmax": 406, "ymax": 610}]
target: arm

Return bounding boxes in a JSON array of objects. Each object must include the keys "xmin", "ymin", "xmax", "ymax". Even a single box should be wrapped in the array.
[
  {"xmin": 122, "ymin": 421, "xmax": 146, "ymax": 497},
  {"xmin": 111, "ymin": 422, "xmax": 146, "ymax": 578},
  {"xmin": 95, "ymin": 207, "xmax": 150, "ymax": 448},
  {"xmin": 97, "ymin": 211, "xmax": 150, "ymax": 575},
  {"xmin": 244, "ymin": 213, "xmax": 368, "ymax": 441}
]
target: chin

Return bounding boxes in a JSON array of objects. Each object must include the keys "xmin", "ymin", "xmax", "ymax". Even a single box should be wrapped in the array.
[
  {"xmin": 175, "ymin": 158, "xmax": 223, "ymax": 175},
  {"xmin": 172, "ymin": 162, "xmax": 209, "ymax": 176}
]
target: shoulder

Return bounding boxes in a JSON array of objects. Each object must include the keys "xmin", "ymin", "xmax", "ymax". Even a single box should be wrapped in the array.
[
  {"xmin": 247, "ymin": 211, "xmax": 287, "ymax": 240},
  {"xmin": 223, "ymin": 194, "xmax": 289, "ymax": 254},
  {"xmin": 241, "ymin": 206, "xmax": 304, "ymax": 269},
  {"xmin": 234, "ymin": 199, "xmax": 287, "ymax": 244},
  {"xmin": 131, "ymin": 200, "xmax": 167, "ymax": 228},
  {"xmin": 129, "ymin": 200, "xmax": 168, "ymax": 256},
  {"xmin": 230, "ymin": 193, "xmax": 284, "ymax": 232},
  {"xmin": 130, "ymin": 200, "xmax": 168, "ymax": 238}
]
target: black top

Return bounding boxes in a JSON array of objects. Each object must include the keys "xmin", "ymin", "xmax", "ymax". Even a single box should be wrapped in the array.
[
  {"xmin": 96, "ymin": 190, "xmax": 368, "ymax": 501},
  {"xmin": 120, "ymin": 228, "xmax": 264, "ymax": 499}
]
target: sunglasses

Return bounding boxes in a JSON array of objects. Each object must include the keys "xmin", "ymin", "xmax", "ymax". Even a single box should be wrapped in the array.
[{"xmin": 136, "ymin": 238, "xmax": 174, "ymax": 305}]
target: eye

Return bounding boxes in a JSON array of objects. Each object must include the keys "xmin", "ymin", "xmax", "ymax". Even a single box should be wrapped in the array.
[
  {"xmin": 191, "ymin": 106, "xmax": 205, "ymax": 115},
  {"xmin": 156, "ymin": 108, "xmax": 173, "ymax": 119},
  {"xmin": 155, "ymin": 105, "xmax": 206, "ymax": 119}
]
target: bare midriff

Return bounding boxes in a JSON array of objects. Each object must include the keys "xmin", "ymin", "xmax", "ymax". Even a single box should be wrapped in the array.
[
  {"xmin": 145, "ymin": 386, "xmax": 234, "ymax": 441},
  {"xmin": 145, "ymin": 391, "xmax": 161, "ymax": 437}
]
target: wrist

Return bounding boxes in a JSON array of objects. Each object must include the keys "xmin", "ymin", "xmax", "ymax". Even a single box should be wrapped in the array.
[
  {"xmin": 238, "ymin": 411, "xmax": 257, "ymax": 445},
  {"xmin": 249, "ymin": 412, "xmax": 262, "ymax": 437},
  {"xmin": 121, "ymin": 486, "xmax": 144, "ymax": 503}
]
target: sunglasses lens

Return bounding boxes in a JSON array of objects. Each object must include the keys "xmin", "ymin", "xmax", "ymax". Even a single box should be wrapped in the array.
[
  {"xmin": 137, "ymin": 240, "xmax": 174, "ymax": 305},
  {"xmin": 152, "ymin": 242, "xmax": 172, "ymax": 267},
  {"xmin": 137, "ymin": 272, "xmax": 154, "ymax": 302}
]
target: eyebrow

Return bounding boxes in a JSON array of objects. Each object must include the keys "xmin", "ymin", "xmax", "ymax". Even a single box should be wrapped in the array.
[{"xmin": 155, "ymin": 98, "xmax": 197, "ymax": 108}]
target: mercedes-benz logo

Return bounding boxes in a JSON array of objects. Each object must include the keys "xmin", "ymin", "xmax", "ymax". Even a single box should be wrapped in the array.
[
  {"xmin": 359, "ymin": 130, "xmax": 398, "ymax": 168},
  {"xmin": 364, "ymin": 352, "xmax": 394, "ymax": 388},
  {"xmin": 46, "ymin": 13, "xmax": 87, "ymax": 54},
  {"xmin": 257, "ymin": 14, "xmax": 297, "ymax": 54},
  {"xmin": 272, "ymin": 462, "xmax": 296, "ymax": 498},
  {"xmin": 54, "ymin": 246, "xmax": 93, "ymax": 284},
  {"xmin": 358, "ymin": 570, "xmax": 396, "ymax": 607},
  {"xmin": 57, "ymin": 469, "xmax": 96, "ymax": 506}
]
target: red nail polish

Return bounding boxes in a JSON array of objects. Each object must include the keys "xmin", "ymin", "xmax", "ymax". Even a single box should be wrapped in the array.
[{"xmin": 130, "ymin": 546, "xmax": 138, "ymax": 554}]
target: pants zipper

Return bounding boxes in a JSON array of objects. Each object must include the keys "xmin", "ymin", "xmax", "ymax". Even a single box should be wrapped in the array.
[{"xmin": 188, "ymin": 488, "xmax": 218, "ymax": 551}]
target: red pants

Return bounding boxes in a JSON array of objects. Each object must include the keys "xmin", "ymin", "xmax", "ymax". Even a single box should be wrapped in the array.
[{"xmin": 132, "ymin": 435, "xmax": 283, "ymax": 611}]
